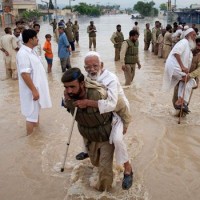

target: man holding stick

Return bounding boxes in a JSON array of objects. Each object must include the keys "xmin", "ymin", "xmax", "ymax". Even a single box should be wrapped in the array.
[
  {"xmin": 172, "ymin": 37, "xmax": 200, "ymax": 110},
  {"xmin": 61, "ymin": 68, "xmax": 114, "ymax": 192},
  {"xmin": 162, "ymin": 28, "xmax": 196, "ymax": 113},
  {"xmin": 75, "ymin": 51, "xmax": 133, "ymax": 190}
]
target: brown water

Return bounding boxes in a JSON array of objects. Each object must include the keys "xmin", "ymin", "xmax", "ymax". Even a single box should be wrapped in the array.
[{"xmin": 0, "ymin": 14, "xmax": 200, "ymax": 200}]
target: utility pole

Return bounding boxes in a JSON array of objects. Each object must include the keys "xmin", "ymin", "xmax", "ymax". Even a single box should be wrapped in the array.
[
  {"xmin": 69, "ymin": 0, "xmax": 75, "ymax": 11},
  {"xmin": 169, "ymin": 0, "xmax": 171, "ymax": 11},
  {"xmin": 41, "ymin": 0, "xmax": 50, "ymax": 22},
  {"xmin": 55, "ymin": 0, "xmax": 57, "ymax": 20}
]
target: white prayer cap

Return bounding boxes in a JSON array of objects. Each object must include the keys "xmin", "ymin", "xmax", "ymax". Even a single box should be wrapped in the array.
[
  {"xmin": 175, "ymin": 29, "xmax": 182, "ymax": 36},
  {"xmin": 178, "ymin": 25, "xmax": 183, "ymax": 29},
  {"xmin": 183, "ymin": 25, "xmax": 189, "ymax": 30},
  {"xmin": 85, "ymin": 51, "xmax": 102, "ymax": 62},
  {"xmin": 184, "ymin": 28, "xmax": 195, "ymax": 37}
]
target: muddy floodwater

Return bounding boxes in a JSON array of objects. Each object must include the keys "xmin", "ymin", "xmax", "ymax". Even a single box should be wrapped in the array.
[{"xmin": 0, "ymin": 14, "xmax": 200, "ymax": 200}]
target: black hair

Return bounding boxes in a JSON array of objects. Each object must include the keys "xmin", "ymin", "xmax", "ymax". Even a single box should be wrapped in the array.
[
  {"xmin": 194, "ymin": 28, "xmax": 199, "ymax": 35},
  {"xmin": 4, "ymin": 27, "xmax": 11, "ymax": 34},
  {"xmin": 129, "ymin": 29, "xmax": 139, "ymax": 37},
  {"xmin": 14, "ymin": 27, "xmax": 20, "ymax": 32},
  {"xmin": 166, "ymin": 24, "xmax": 172, "ymax": 31},
  {"xmin": 15, "ymin": 21, "xmax": 21, "ymax": 26},
  {"xmin": 45, "ymin": 34, "xmax": 51, "ymax": 38},
  {"xmin": 33, "ymin": 23, "xmax": 40, "ymax": 29},
  {"xmin": 116, "ymin": 24, "xmax": 121, "ymax": 28},
  {"xmin": 22, "ymin": 29, "xmax": 37, "ymax": 43},
  {"xmin": 61, "ymin": 67, "xmax": 84, "ymax": 83},
  {"xmin": 196, "ymin": 37, "xmax": 200, "ymax": 43}
]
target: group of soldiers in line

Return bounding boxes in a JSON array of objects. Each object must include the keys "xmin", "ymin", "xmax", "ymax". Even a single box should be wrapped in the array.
[
  {"xmin": 142, "ymin": 21, "xmax": 200, "ymax": 114},
  {"xmin": 143, "ymin": 21, "xmax": 199, "ymax": 60},
  {"xmin": 110, "ymin": 20, "xmax": 200, "ymax": 115}
]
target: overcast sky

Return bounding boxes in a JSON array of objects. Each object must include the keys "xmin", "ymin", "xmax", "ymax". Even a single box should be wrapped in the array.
[{"xmin": 37, "ymin": 0, "xmax": 200, "ymax": 9}]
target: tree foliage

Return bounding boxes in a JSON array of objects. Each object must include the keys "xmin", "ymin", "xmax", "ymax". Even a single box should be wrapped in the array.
[
  {"xmin": 22, "ymin": 10, "xmax": 42, "ymax": 21},
  {"xmin": 62, "ymin": 6, "xmax": 71, "ymax": 10},
  {"xmin": 49, "ymin": 0, "xmax": 54, "ymax": 9},
  {"xmin": 159, "ymin": 3, "xmax": 167, "ymax": 11},
  {"xmin": 73, "ymin": 3, "xmax": 101, "ymax": 16},
  {"xmin": 133, "ymin": 1, "xmax": 158, "ymax": 17}
]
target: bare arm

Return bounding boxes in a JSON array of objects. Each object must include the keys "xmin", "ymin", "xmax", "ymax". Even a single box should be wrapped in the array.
[
  {"xmin": 21, "ymin": 73, "xmax": 39, "ymax": 101},
  {"xmin": 43, "ymin": 47, "xmax": 52, "ymax": 54},
  {"xmin": 0, "ymin": 48, "xmax": 9, "ymax": 56},
  {"xmin": 74, "ymin": 99, "xmax": 98, "ymax": 108}
]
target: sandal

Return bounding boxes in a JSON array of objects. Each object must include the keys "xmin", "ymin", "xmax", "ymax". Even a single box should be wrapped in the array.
[
  {"xmin": 175, "ymin": 104, "xmax": 189, "ymax": 113},
  {"xmin": 76, "ymin": 152, "xmax": 89, "ymax": 160},
  {"xmin": 122, "ymin": 171, "xmax": 133, "ymax": 190}
]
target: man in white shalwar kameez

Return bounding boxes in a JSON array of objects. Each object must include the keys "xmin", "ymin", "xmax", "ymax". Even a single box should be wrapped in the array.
[
  {"xmin": 162, "ymin": 28, "xmax": 197, "ymax": 112},
  {"xmin": 74, "ymin": 51, "xmax": 133, "ymax": 190},
  {"xmin": 17, "ymin": 29, "xmax": 52, "ymax": 135},
  {"xmin": 0, "ymin": 27, "xmax": 18, "ymax": 80}
]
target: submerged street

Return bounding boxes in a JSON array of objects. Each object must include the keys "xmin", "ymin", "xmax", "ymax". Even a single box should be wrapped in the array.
[{"xmin": 0, "ymin": 14, "xmax": 200, "ymax": 200}]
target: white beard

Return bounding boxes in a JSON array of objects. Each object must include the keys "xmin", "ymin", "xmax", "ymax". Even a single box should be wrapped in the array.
[
  {"xmin": 88, "ymin": 71, "xmax": 101, "ymax": 80},
  {"xmin": 188, "ymin": 38, "xmax": 196, "ymax": 50}
]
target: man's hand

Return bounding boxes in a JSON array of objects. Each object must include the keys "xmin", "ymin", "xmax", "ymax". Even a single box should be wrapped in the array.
[
  {"xmin": 74, "ymin": 99, "xmax": 88, "ymax": 108},
  {"xmin": 137, "ymin": 63, "xmax": 141, "ymax": 69},
  {"xmin": 181, "ymin": 75, "xmax": 190, "ymax": 82},
  {"xmin": 122, "ymin": 65, "xmax": 126, "ymax": 71},
  {"xmin": 123, "ymin": 127, "xmax": 127, "ymax": 134},
  {"xmin": 32, "ymin": 88, "xmax": 39, "ymax": 101},
  {"xmin": 181, "ymin": 66, "xmax": 189, "ymax": 74},
  {"xmin": 5, "ymin": 51, "xmax": 9, "ymax": 56}
]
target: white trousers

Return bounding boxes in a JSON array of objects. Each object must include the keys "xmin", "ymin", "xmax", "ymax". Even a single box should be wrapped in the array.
[
  {"xmin": 26, "ymin": 101, "xmax": 40, "ymax": 123},
  {"xmin": 109, "ymin": 113, "xmax": 129, "ymax": 165},
  {"xmin": 178, "ymin": 78, "xmax": 197, "ymax": 103},
  {"xmin": 81, "ymin": 113, "xmax": 129, "ymax": 165}
]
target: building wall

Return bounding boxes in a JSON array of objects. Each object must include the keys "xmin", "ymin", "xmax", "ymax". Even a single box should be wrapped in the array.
[
  {"xmin": 12, "ymin": 4, "xmax": 36, "ymax": 17},
  {"xmin": 1, "ymin": 0, "xmax": 36, "ymax": 25},
  {"xmin": 12, "ymin": 0, "xmax": 36, "ymax": 5}
]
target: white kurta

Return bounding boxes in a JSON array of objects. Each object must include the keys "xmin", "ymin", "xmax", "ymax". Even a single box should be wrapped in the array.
[
  {"xmin": 97, "ymin": 69, "xmax": 129, "ymax": 114},
  {"xmin": 162, "ymin": 38, "xmax": 193, "ymax": 92},
  {"xmin": 96, "ymin": 69, "xmax": 129, "ymax": 165},
  {"xmin": 0, "ymin": 34, "xmax": 18, "ymax": 69},
  {"xmin": 18, "ymin": 34, "xmax": 23, "ymax": 47},
  {"xmin": 15, "ymin": 35, "xmax": 23, "ymax": 48},
  {"xmin": 17, "ymin": 45, "xmax": 52, "ymax": 117}
]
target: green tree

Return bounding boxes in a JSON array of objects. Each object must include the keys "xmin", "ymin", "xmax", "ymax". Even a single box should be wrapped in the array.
[
  {"xmin": 49, "ymin": 0, "xmax": 54, "ymax": 9},
  {"xmin": 73, "ymin": 3, "xmax": 101, "ymax": 16},
  {"xmin": 62, "ymin": 6, "xmax": 71, "ymax": 10},
  {"xmin": 22, "ymin": 10, "xmax": 42, "ymax": 21},
  {"xmin": 159, "ymin": 3, "xmax": 167, "ymax": 11},
  {"xmin": 133, "ymin": 1, "xmax": 158, "ymax": 17}
]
